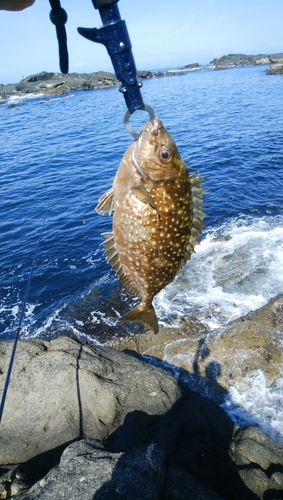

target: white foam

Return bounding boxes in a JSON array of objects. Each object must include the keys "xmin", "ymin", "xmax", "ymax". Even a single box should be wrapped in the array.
[
  {"xmin": 151, "ymin": 215, "xmax": 283, "ymax": 444},
  {"xmin": 21, "ymin": 303, "xmax": 67, "ymax": 339},
  {"xmin": 222, "ymin": 371, "xmax": 283, "ymax": 444},
  {"xmin": 90, "ymin": 310, "xmax": 119, "ymax": 327},
  {"xmin": 3, "ymin": 93, "xmax": 45, "ymax": 105},
  {"xmin": 154, "ymin": 215, "xmax": 283, "ymax": 329}
]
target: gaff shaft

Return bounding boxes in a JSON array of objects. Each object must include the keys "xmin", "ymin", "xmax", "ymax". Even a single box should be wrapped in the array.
[{"xmin": 78, "ymin": 0, "xmax": 145, "ymax": 113}]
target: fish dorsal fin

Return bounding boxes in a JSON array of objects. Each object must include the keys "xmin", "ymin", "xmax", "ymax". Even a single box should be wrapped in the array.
[
  {"xmin": 95, "ymin": 187, "xmax": 114, "ymax": 215},
  {"xmin": 183, "ymin": 173, "xmax": 207, "ymax": 264},
  {"xmin": 100, "ymin": 232, "xmax": 140, "ymax": 298}
]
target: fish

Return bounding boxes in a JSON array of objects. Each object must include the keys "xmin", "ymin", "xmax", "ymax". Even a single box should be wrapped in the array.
[{"xmin": 96, "ymin": 118, "xmax": 206, "ymax": 334}]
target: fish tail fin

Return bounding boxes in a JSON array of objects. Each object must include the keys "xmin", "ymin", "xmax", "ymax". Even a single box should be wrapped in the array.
[{"xmin": 121, "ymin": 303, "xmax": 159, "ymax": 334}]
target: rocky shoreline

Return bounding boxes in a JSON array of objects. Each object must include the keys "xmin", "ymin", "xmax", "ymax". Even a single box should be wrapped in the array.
[
  {"xmin": 1, "ymin": 294, "xmax": 283, "ymax": 499},
  {"xmin": 1, "ymin": 52, "xmax": 283, "ymax": 102},
  {"xmin": 0, "ymin": 69, "xmax": 174, "ymax": 101}
]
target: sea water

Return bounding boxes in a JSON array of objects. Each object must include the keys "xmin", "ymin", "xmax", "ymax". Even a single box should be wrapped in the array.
[{"xmin": 1, "ymin": 65, "xmax": 283, "ymax": 441}]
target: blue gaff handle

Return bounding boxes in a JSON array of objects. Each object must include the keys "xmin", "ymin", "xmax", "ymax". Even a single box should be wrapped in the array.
[{"xmin": 78, "ymin": 0, "xmax": 155, "ymax": 126}]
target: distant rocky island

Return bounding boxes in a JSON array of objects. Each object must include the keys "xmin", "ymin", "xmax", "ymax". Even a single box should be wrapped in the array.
[
  {"xmin": 1, "ymin": 53, "xmax": 283, "ymax": 101},
  {"xmin": 208, "ymin": 52, "xmax": 283, "ymax": 73},
  {"xmin": 0, "ymin": 70, "xmax": 173, "ymax": 101}
]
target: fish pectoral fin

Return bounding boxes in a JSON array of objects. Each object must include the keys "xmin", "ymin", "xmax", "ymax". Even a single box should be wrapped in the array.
[
  {"xmin": 130, "ymin": 180, "xmax": 159, "ymax": 214},
  {"xmin": 121, "ymin": 302, "xmax": 159, "ymax": 334},
  {"xmin": 95, "ymin": 187, "xmax": 114, "ymax": 215}
]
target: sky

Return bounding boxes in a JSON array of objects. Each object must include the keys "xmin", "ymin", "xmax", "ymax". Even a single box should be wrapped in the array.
[{"xmin": 0, "ymin": 0, "xmax": 282, "ymax": 84}]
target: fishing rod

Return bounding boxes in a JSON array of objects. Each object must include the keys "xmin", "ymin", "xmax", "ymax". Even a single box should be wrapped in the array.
[{"xmin": 0, "ymin": 192, "xmax": 52, "ymax": 423}]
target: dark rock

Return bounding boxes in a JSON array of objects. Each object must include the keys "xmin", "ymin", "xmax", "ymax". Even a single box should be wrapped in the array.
[
  {"xmin": 153, "ymin": 71, "xmax": 167, "ymax": 77},
  {"xmin": 137, "ymin": 70, "xmax": 153, "ymax": 79},
  {"xmin": 0, "ymin": 71, "xmax": 120, "ymax": 98},
  {"xmin": 0, "ymin": 69, "xmax": 174, "ymax": 100},
  {"xmin": 223, "ymin": 426, "xmax": 283, "ymax": 499},
  {"xmin": 0, "ymin": 467, "xmax": 29, "ymax": 498},
  {"xmin": 23, "ymin": 72, "xmax": 57, "ymax": 82},
  {"xmin": 178, "ymin": 63, "xmax": 200, "ymax": 70},
  {"xmin": 211, "ymin": 234, "xmax": 232, "ymax": 242},
  {"xmin": 15, "ymin": 439, "xmax": 166, "ymax": 500},
  {"xmin": 1, "ymin": 337, "xmax": 283, "ymax": 499},
  {"xmin": 0, "ymin": 337, "xmax": 181, "ymax": 465},
  {"xmin": 209, "ymin": 53, "xmax": 283, "ymax": 70},
  {"xmin": 14, "ymin": 439, "xmax": 226, "ymax": 500},
  {"xmin": 164, "ymin": 464, "xmax": 224, "ymax": 500}
]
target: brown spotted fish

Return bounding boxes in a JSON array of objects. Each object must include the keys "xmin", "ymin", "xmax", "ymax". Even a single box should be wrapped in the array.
[{"xmin": 96, "ymin": 118, "xmax": 206, "ymax": 334}]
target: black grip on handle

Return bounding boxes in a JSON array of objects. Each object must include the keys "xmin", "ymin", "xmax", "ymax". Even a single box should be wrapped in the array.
[{"xmin": 91, "ymin": 0, "xmax": 118, "ymax": 9}]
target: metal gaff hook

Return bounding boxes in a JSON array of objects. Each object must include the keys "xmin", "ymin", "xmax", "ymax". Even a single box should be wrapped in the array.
[
  {"xmin": 77, "ymin": 0, "xmax": 155, "ymax": 138},
  {"xmin": 123, "ymin": 105, "xmax": 155, "ymax": 140}
]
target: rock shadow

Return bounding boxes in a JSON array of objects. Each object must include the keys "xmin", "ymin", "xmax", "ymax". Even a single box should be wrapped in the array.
[
  {"xmin": 2, "ymin": 337, "xmax": 283, "ymax": 499},
  {"xmin": 92, "ymin": 343, "xmax": 265, "ymax": 500}
]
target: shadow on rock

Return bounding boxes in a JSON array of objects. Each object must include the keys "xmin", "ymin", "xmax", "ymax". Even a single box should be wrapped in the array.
[
  {"xmin": 1, "ymin": 337, "xmax": 283, "ymax": 500},
  {"xmin": 92, "ymin": 346, "xmax": 283, "ymax": 499}
]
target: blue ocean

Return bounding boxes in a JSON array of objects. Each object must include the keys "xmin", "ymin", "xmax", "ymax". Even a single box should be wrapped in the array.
[{"xmin": 1, "ymin": 66, "xmax": 283, "ymax": 440}]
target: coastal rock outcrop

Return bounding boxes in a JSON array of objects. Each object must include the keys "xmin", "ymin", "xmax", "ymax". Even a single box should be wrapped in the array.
[
  {"xmin": 109, "ymin": 295, "xmax": 283, "ymax": 396},
  {"xmin": 1, "ymin": 52, "xmax": 282, "ymax": 101},
  {"xmin": 209, "ymin": 53, "xmax": 283, "ymax": 70},
  {"xmin": 266, "ymin": 63, "xmax": 283, "ymax": 75},
  {"xmin": 1, "ymin": 336, "xmax": 283, "ymax": 499},
  {"xmin": 0, "ymin": 71, "xmax": 119, "ymax": 98},
  {"xmin": 0, "ymin": 337, "xmax": 181, "ymax": 465},
  {"xmin": 0, "ymin": 69, "xmax": 172, "ymax": 100},
  {"xmin": 178, "ymin": 63, "xmax": 200, "ymax": 70}
]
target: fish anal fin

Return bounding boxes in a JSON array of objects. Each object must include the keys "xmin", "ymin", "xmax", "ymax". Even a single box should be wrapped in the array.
[
  {"xmin": 100, "ymin": 232, "xmax": 120, "ymax": 271},
  {"xmin": 118, "ymin": 271, "xmax": 140, "ymax": 297},
  {"xmin": 100, "ymin": 232, "xmax": 115, "ymax": 251},
  {"xmin": 121, "ymin": 303, "xmax": 159, "ymax": 334},
  {"xmin": 96, "ymin": 187, "xmax": 114, "ymax": 215}
]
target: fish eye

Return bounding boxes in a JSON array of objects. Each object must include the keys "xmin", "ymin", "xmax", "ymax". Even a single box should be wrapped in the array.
[{"xmin": 160, "ymin": 147, "xmax": 172, "ymax": 162}]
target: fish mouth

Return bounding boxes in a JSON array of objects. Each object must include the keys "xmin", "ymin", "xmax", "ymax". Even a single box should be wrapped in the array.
[{"xmin": 144, "ymin": 118, "xmax": 163, "ymax": 136}]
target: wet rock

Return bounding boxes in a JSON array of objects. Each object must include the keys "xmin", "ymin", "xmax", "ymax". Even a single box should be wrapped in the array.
[
  {"xmin": 273, "ymin": 297, "xmax": 283, "ymax": 326},
  {"xmin": 110, "ymin": 295, "xmax": 283, "ymax": 391},
  {"xmin": 211, "ymin": 234, "xmax": 232, "ymax": 242}
]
